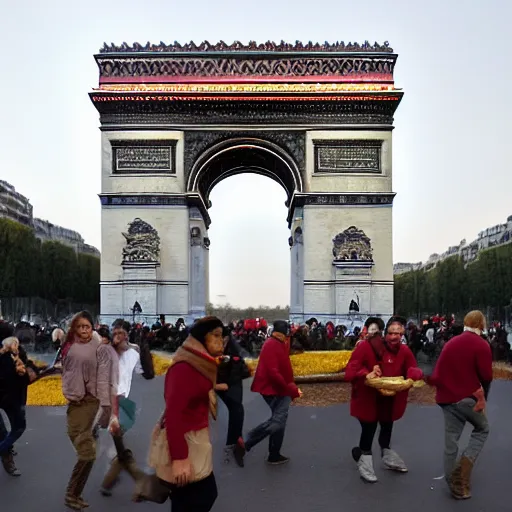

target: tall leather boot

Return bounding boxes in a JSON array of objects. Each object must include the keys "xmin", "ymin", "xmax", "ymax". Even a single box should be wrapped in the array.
[
  {"xmin": 459, "ymin": 456, "xmax": 474, "ymax": 498},
  {"xmin": 120, "ymin": 449, "xmax": 145, "ymax": 500},
  {"xmin": 100, "ymin": 456, "xmax": 123, "ymax": 496}
]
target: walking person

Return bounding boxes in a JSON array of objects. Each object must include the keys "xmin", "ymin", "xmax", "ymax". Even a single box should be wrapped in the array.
[
  {"xmin": 0, "ymin": 336, "xmax": 36, "ymax": 476},
  {"xmin": 345, "ymin": 316, "xmax": 423, "ymax": 483},
  {"xmin": 61, "ymin": 311, "xmax": 111, "ymax": 510},
  {"xmin": 152, "ymin": 316, "xmax": 224, "ymax": 512},
  {"xmin": 100, "ymin": 320, "xmax": 144, "ymax": 497},
  {"xmin": 216, "ymin": 327, "xmax": 251, "ymax": 467},
  {"xmin": 427, "ymin": 310, "xmax": 492, "ymax": 500},
  {"xmin": 240, "ymin": 320, "xmax": 301, "ymax": 466}
]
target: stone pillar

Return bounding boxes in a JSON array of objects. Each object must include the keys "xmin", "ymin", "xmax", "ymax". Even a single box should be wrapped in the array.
[
  {"xmin": 289, "ymin": 226, "xmax": 304, "ymax": 324},
  {"xmin": 188, "ymin": 207, "xmax": 209, "ymax": 321}
]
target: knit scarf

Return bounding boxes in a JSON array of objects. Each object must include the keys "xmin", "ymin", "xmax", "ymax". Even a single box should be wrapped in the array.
[
  {"xmin": 172, "ymin": 336, "xmax": 220, "ymax": 420},
  {"xmin": 272, "ymin": 331, "xmax": 291, "ymax": 351}
]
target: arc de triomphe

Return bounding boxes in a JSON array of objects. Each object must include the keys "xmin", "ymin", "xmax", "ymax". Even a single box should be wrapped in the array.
[{"xmin": 90, "ymin": 40, "xmax": 403, "ymax": 325}]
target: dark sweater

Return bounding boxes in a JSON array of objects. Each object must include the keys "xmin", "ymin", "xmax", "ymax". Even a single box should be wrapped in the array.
[
  {"xmin": 0, "ymin": 351, "xmax": 30, "ymax": 407},
  {"xmin": 429, "ymin": 331, "xmax": 493, "ymax": 404}
]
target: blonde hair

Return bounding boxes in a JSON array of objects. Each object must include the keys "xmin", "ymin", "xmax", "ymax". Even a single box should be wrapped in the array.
[
  {"xmin": 1, "ymin": 336, "xmax": 19, "ymax": 350},
  {"xmin": 463, "ymin": 310, "xmax": 486, "ymax": 333}
]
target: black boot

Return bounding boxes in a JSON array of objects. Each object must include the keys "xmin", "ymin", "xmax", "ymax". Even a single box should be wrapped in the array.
[{"xmin": 1, "ymin": 451, "xmax": 21, "ymax": 476}]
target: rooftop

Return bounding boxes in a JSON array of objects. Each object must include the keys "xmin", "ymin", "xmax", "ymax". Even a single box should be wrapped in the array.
[{"xmin": 99, "ymin": 40, "xmax": 394, "ymax": 54}]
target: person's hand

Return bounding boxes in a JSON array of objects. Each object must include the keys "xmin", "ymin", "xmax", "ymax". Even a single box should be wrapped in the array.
[
  {"xmin": 215, "ymin": 383, "xmax": 228, "ymax": 392},
  {"xmin": 27, "ymin": 367, "xmax": 38, "ymax": 383},
  {"xmin": 171, "ymin": 458, "xmax": 193, "ymax": 487},
  {"xmin": 98, "ymin": 406, "xmax": 112, "ymax": 428},
  {"xmin": 298, "ymin": 388, "xmax": 303, "ymax": 398},
  {"xmin": 108, "ymin": 416, "xmax": 121, "ymax": 435},
  {"xmin": 373, "ymin": 365, "xmax": 382, "ymax": 377}
]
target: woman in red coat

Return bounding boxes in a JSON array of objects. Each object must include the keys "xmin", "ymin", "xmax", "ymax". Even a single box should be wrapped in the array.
[{"xmin": 345, "ymin": 316, "xmax": 423, "ymax": 483}]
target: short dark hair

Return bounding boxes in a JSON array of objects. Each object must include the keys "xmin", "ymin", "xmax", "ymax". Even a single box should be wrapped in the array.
[{"xmin": 112, "ymin": 319, "xmax": 131, "ymax": 333}]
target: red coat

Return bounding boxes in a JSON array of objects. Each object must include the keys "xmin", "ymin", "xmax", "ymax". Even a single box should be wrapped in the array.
[
  {"xmin": 345, "ymin": 337, "xmax": 423, "ymax": 423},
  {"xmin": 251, "ymin": 335, "xmax": 299, "ymax": 398}
]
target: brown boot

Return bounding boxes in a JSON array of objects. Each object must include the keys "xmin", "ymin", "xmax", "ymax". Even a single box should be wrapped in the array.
[
  {"xmin": 1, "ymin": 451, "xmax": 21, "ymax": 477},
  {"xmin": 459, "ymin": 456, "xmax": 474, "ymax": 498},
  {"xmin": 448, "ymin": 462, "xmax": 470, "ymax": 500},
  {"xmin": 100, "ymin": 456, "xmax": 123, "ymax": 496}
]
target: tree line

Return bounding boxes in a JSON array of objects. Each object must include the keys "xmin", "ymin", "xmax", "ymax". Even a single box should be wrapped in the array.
[
  {"xmin": 206, "ymin": 303, "xmax": 290, "ymax": 324},
  {"xmin": 394, "ymin": 242, "xmax": 512, "ymax": 322},
  {"xmin": 0, "ymin": 218, "xmax": 100, "ymax": 319}
]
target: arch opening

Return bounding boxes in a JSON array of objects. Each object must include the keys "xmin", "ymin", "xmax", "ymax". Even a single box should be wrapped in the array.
[{"xmin": 187, "ymin": 138, "xmax": 302, "ymax": 207}]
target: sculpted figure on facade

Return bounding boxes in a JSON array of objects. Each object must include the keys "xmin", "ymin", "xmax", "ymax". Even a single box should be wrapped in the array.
[
  {"xmin": 332, "ymin": 226, "xmax": 373, "ymax": 261},
  {"xmin": 190, "ymin": 226, "xmax": 202, "ymax": 246},
  {"xmin": 122, "ymin": 218, "xmax": 160, "ymax": 262}
]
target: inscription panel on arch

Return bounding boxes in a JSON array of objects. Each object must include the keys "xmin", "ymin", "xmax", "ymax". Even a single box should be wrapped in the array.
[
  {"xmin": 313, "ymin": 140, "xmax": 382, "ymax": 174},
  {"xmin": 111, "ymin": 140, "xmax": 176, "ymax": 174}
]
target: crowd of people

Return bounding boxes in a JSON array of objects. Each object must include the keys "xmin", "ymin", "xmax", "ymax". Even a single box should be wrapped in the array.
[{"xmin": 0, "ymin": 309, "xmax": 497, "ymax": 509}]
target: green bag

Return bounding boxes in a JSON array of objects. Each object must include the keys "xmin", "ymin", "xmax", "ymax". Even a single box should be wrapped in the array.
[{"xmin": 119, "ymin": 397, "xmax": 137, "ymax": 433}]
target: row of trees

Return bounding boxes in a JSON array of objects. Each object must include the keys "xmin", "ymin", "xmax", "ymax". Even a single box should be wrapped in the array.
[
  {"xmin": 394, "ymin": 242, "xmax": 512, "ymax": 322},
  {"xmin": 0, "ymin": 218, "xmax": 100, "ymax": 319},
  {"xmin": 206, "ymin": 303, "xmax": 290, "ymax": 324}
]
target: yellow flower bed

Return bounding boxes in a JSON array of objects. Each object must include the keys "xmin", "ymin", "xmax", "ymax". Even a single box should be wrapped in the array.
[
  {"xmin": 247, "ymin": 350, "xmax": 353, "ymax": 377},
  {"xmin": 152, "ymin": 353, "xmax": 174, "ymax": 376},
  {"xmin": 27, "ymin": 375, "xmax": 67, "ymax": 407}
]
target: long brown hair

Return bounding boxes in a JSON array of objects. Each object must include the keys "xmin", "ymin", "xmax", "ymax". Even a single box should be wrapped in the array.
[{"xmin": 61, "ymin": 311, "xmax": 94, "ymax": 359}]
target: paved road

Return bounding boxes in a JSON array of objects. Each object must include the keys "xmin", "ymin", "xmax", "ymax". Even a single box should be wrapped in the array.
[{"xmin": 2, "ymin": 377, "xmax": 510, "ymax": 512}]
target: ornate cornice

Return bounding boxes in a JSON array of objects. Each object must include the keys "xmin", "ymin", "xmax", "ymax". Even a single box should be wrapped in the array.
[
  {"xmin": 99, "ymin": 40, "xmax": 394, "ymax": 54},
  {"xmin": 91, "ymin": 95, "xmax": 402, "ymax": 126},
  {"xmin": 287, "ymin": 192, "xmax": 396, "ymax": 225},
  {"xmin": 99, "ymin": 193, "xmax": 211, "ymax": 227}
]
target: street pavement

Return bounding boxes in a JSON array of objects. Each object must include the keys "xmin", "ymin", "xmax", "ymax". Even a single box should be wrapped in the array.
[{"xmin": 2, "ymin": 376, "xmax": 511, "ymax": 512}]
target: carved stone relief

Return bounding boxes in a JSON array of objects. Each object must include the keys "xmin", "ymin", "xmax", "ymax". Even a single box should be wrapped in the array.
[
  {"xmin": 332, "ymin": 226, "xmax": 373, "ymax": 261},
  {"xmin": 122, "ymin": 218, "xmax": 160, "ymax": 262},
  {"xmin": 314, "ymin": 141, "xmax": 382, "ymax": 174},
  {"xmin": 190, "ymin": 227, "xmax": 202, "ymax": 246}
]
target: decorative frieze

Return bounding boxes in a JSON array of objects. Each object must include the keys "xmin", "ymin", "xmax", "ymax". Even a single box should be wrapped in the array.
[
  {"xmin": 314, "ymin": 140, "xmax": 382, "ymax": 174},
  {"xmin": 111, "ymin": 140, "xmax": 176, "ymax": 174},
  {"xmin": 100, "ymin": 195, "xmax": 186, "ymax": 206}
]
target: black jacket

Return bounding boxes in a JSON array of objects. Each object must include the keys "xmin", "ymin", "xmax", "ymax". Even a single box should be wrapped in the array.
[
  {"xmin": 217, "ymin": 337, "xmax": 251, "ymax": 386},
  {"xmin": 0, "ymin": 350, "xmax": 30, "ymax": 408}
]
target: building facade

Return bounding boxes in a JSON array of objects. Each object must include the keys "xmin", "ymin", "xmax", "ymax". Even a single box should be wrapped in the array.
[
  {"xmin": 394, "ymin": 214, "xmax": 512, "ymax": 274},
  {"xmin": 91, "ymin": 40, "xmax": 403, "ymax": 325},
  {"xmin": 0, "ymin": 180, "xmax": 99, "ymax": 256}
]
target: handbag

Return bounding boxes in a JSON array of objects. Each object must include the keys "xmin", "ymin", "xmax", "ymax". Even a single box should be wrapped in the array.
[
  {"xmin": 134, "ymin": 472, "xmax": 170, "ymax": 504},
  {"xmin": 147, "ymin": 411, "xmax": 213, "ymax": 485}
]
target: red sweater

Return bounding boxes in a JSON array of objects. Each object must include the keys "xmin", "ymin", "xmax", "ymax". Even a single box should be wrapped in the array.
[
  {"xmin": 164, "ymin": 362, "xmax": 212, "ymax": 460},
  {"xmin": 429, "ymin": 331, "xmax": 493, "ymax": 404},
  {"xmin": 251, "ymin": 335, "xmax": 299, "ymax": 398}
]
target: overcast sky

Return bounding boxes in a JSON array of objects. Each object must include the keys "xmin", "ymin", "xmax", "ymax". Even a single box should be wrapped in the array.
[{"xmin": 0, "ymin": 0, "xmax": 510, "ymax": 307}]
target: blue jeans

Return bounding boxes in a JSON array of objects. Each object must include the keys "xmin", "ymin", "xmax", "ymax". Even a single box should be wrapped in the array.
[
  {"xmin": 245, "ymin": 395, "xmax": 291, "ymax": 458},
  {"xmin": 0, "ymin": 405, "xmax": 26, "ymax": 455}
]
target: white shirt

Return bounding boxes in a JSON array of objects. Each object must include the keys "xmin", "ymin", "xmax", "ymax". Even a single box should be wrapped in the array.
[{"xmin": 117, "ymin": 348, "xmax": 142, "ymax": 398}]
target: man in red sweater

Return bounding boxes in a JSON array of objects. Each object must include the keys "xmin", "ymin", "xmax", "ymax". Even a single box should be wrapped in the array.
[
  {"xmin": 428, "ymin": 310, "xmax": 492, "ymax": 500},
  {"xmin": 240, "ymin": 320, "xmax": 301, "ymax": 465}
]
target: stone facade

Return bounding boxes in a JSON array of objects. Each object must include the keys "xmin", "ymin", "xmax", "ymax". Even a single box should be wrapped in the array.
[{"xmin": 91, "ymin": 40, "xmax": 402, "ymax": 325}]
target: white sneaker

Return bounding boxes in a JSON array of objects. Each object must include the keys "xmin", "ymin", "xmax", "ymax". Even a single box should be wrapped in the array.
[
  {"xmin": 382, "ymin": 449, "xmax": 408, "ymax": 472},
  {"xmin": 223, "ymin": 446, "xmax": 234, "ymax": 464},
  {"xmin": 358, "ymin": 454, "xmax": 378, "ymax": 483}
]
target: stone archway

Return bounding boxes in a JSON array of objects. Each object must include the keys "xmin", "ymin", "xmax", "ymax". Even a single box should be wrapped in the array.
[
  {"xmin": 91, "ymin": 40, "xmax": 402, "ymax": 325},
  {"xmin": 186, "ymin": 137, "xmax": 302, "ymax": 318},
  {"xmin": 187, "ymin": 136, "xmax": 303, "ymax": 205}
]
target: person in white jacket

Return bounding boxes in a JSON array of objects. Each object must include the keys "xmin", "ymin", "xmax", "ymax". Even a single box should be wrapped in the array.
[{"xmin": 100, "ymin": 320, "xmax": 144, "ymax": 498}]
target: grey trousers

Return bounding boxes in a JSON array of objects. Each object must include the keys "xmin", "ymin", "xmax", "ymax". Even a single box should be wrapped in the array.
[{"xmin": 442, "ymin": 397, "xmax": 489, "ymax": 478}]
